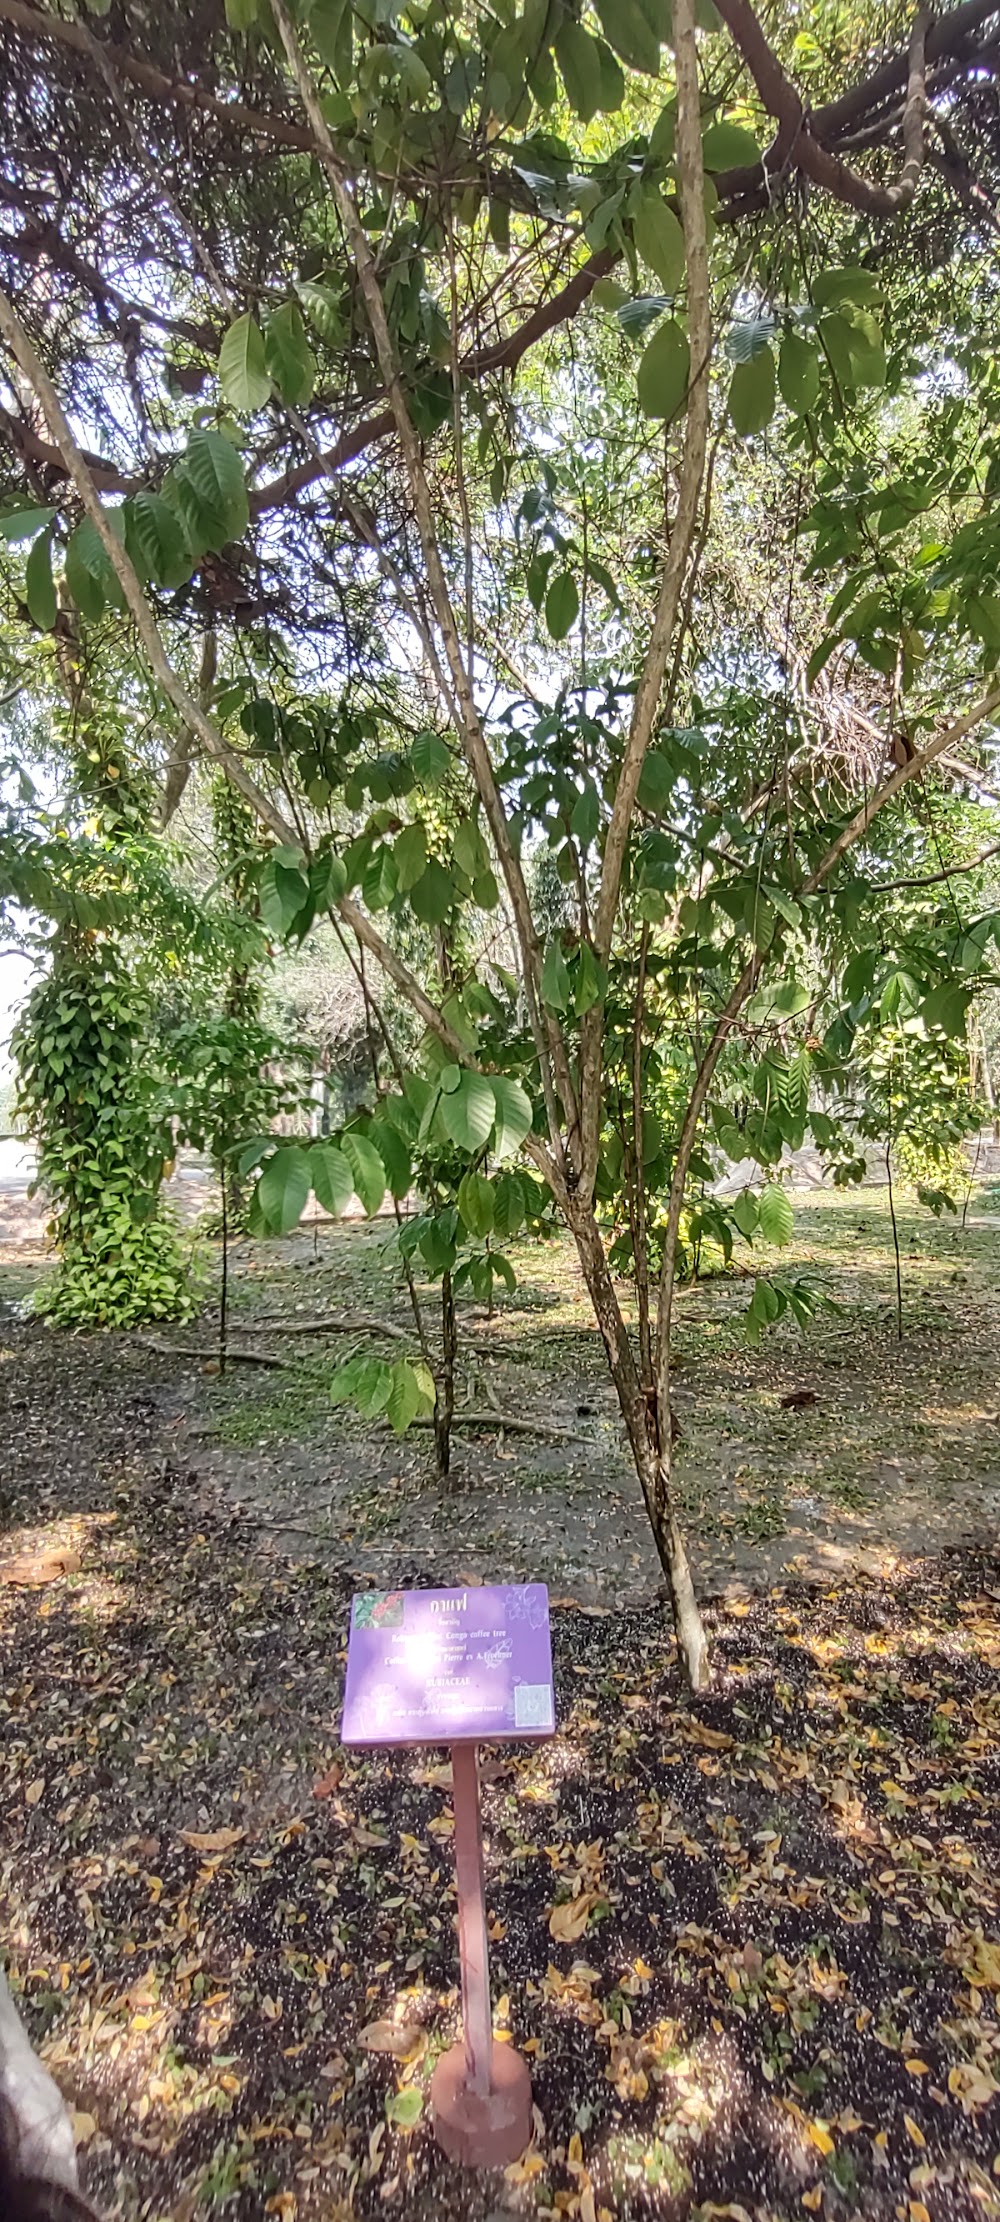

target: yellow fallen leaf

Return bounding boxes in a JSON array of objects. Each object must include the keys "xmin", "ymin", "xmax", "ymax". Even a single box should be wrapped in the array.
[
  {"xmin": 903, "ymin": 2115, "xmax": 925, "ymax": 2150},
  {"xmin": 359, "ymin": 2019, "xmax": 423, "ymax": 2059},
  {"xmin": 179, "ymin": 1826, "xmax": 245, "ymax": 1855},
  {"xmin": 808, "ymin": 2121, "xmax": 834, "ymax": 2156},
  {"xmin": 904, "ymin": 2059, "xmax": 928, "ymax": 2076},
  {"xmin": 25, "ymin": 1779, "xmax": 44, "ymax": 1807},
  {"xmin": 70, "ymin": 2111, "xmax": 97, "ymax": 2147},
  {"xmin": 549, "ymin": 1894, "xmax": 594, "ymax": 1944},
  {"xmin": 568, "ymin": 2132, "xmax": 583, "ymax": 2164},
  {"xmin": 908, "ymin": 2204, "xmax": 931, "ymax": 2222},
  {"xmin": 801, "ymin": 2189, "xmax": 823, "ymax": 2211},
  {"xmin": 966, "ymin": 1939, "xmax": 1000, "ymax": 1990}
]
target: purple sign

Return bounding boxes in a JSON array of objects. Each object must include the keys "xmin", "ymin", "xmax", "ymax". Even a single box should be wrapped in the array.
[{"xmin": 341, "ymin": 1584, "xmax": 554, "ymax": 1747}]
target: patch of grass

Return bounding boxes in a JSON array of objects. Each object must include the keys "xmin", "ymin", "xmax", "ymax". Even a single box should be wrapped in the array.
[
  {"xmin": 213, "ymin": 1365, "xmax": 333, "ymax": 1446},
  {"xmin": 738, "ymin": 1484, "xmax": 787, "ymax": 1541}
]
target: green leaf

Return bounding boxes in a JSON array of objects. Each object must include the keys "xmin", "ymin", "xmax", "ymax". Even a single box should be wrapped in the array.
[
  {"xmin": 258, "ymin": 1145, "xmax": 311, "ymax": 1234},
  {"xmin": 493, "ymin": 1169, "xmax": 526, "ymax": 1238},
  {"xmin": 758, "ymin": 1184, "xmax": 794, "ymax": 1246},
  {"xmin": 778, "ymin": 329, "xmax": 820, "ymax": 415},
  {"xmin": 218, "ymin": 314, "xmax": 272, "ymax": 412},
  {"xmin": 490, "ymin": 1075, "xmax": 533, "ymax": 1160},
  {"xmin": 259, "ymin": 852, "xmax": 309, "ymax": 936},
  {"xmin": 702, "ymin": 117, "xmax": 761, "ymax": 168},
  {"xmin": 385, "ymin": 2086, "xmax": 423, "ymax": 2129},
  {"xmin": 410, "ymin": 858, "xmax": 454, "ymax": 924},
  {"xmin": 967, "ymin": 593, "xmax": 1000, "ymax": 649},
  {"xmin": 555, "ymin": 17, "xmax": 603, "ymax": 119},
  {"xmin": 546, "ymin": 572, "xmax": 579, "ymax": 641},
  {"xmin": 637, "ymin": 318, "xmax": 690, "ymax": 420},
  {"xmin": 362, "ymin": 844, "xmax": 397, "ymax": 912},
  {"xmin": 411, "ymin": 730, "xmax": 451, "ymax": 786},
  {"xmin": 728, "ymin": 347, "xmax": 776, "ymax": 436},
  {"xmin": 341, "ymin": 1131, "xmax": 386, "ymax": 1215},
  {"xmin": 311, "ymin": 1143, "xmax": 354, "ymax": 1217},
  {"xmin": 370, "ymin": 1115, "xmax": 411, "ymax": 1198},
  {"xmin": 394, "ymin": 821, "xmax": 428, "ymax": 892},
  {"xmin": 731, "ymin": 1190, "xmax": 759, "ymax": 1239},
  {"xmin": 812, "ymin": 265, "xmax": 884, "ymax": 309},
  {"xmin": 64, "ymin": 520, "xmax": 107, "ymax": 622},
  {"xmin": 594, "ymin": 0, "xmax": 661, "ymax": 75},
  {"xmin": 311, "ymin": 0, "xmax": 353, "ymax": 78},
  {"xmin": 453, "ymin": 817, "xmax": 488, "ymax": 880},
  {"xmin": 125, "ymin": 492, "xmax": 192, "ymax": 589},
  {"xmin": 0, "ymin": 506, "xmax": 55, "ymax": 544},
  {"xmin": 386, "ymin": 1360, "xmax": 435, "ymax": 1435},
  {"xmin": 441, "ymin": 1070, "xmax": 496, "ymax": 1153},
  {"xmin": 458, "ymin": 1169, "xmax": 495, "ymax": 1237},
  {"xmin": 541, "ymin": 938, "xmax": 571, "ymax": 1011},
  {"xmin": 174, "ymin": 430, "xmax": 249, "ymax": 548},
  {"xmin": 264, "ymin": 302, "xmax": 317, "ymax": 406},
  {"xmin": 25, "ymin": 533, "xmax": 56, "ymax": 631},
  {"xmin": 632, "ymin": 190, "xmax": 685, "ymax": 293},
  {"xmin": 574, "ymin": 942, "xmax": 606, "ymax": 1016},
  {"xmin": 225, "ymin": 0, "xmax": 261, "ymax": 26},
  {"xmin": 594, "ymin": 35, "xmax": 626, "ymax": 110},
  {"xmin": 571, "ymin": 783, "xmax": 600, "ymax": 847},
  {"xmin": 920, "ymin": 983, "xmax": 971, "ymax": 1037}
]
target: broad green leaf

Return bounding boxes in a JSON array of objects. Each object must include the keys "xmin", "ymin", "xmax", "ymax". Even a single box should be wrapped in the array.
[
  {"xmin": 311, "ymin": 0, "xmax": 353, "ymax": 77},
  {"xmin": 632, "ymin": 190, "xmax": 685, "ymax": 294},
  {"xmin": 594, "ymin": 35, "xmax": 626, "ymax": 110},
  {"xmin": 370, "ymin": 1116, "xmax": 411, "ymax": 1198},
  {"xmin": 341, "ymin": 1131, "xmax": 386, "ymax": 1215},
  {"xmin": 555, "ymin": 17, "xmax": 603, "ymax": 119},
  {"xmin": 731, "ymin": 1191, "xmax": 759, "ymax": 1238},
  {"xmin": 541, "ymin": 938, "xmax": 571, "ymax": 1011},
  {"xmin": 812, "ymin": 265, "xmax": 884, "ymax": 310},
  {"xmin": 386, "ymin": 1359, "xmax": 434, "ymax": 1435},
  {"xmin": 778, "ymin": 329, "xmax": 820, "ymax": 415},
  {"xmin": 265, "ymin": 302, "xmax": 317, "ymax": 406},
  {"xmin": 571, "ymin": 782, "xmax": 600, "ymax": 847},
  {"xmin": 385, "ymin": 2086, "xmax": 423, "ymax": 2129},
  {"xmin": 174, "ymin": 430, "xmax": 249, "ymax": 547},
  {"xmin": 966, "ymin": 593, "xmax": 1000, "ymax": 649},
  {"xmin": 311, "ymin": 1143, "xmax": 354, "ymax": 1217},
  {"xmin": 411, "ymin": 729, "xmax": 451, "ymax": 786},
  {"xmin": 258, "ymin": 1145, "xmax": 311, "ymax": 1234},
  {"xmin": 454, "ymin": 817, "xmax": 489, "ymax": 880},
  {"xmin": 64, "ymin": 520, "xmax": 107, "ymax": 622},
  {"xmin": 218, "ymin": 314, "xmax": 271, "ymax": 412},
  {"xmin": 493, "ymin": 1169, "xmax": 526, "ymax": 1237},
  {"xmin": 0, "ymin": 506, "xmax": 55, "ymax": 544},
  {"xmin": 490, "ymin": 1075, "xmax": 532, "ymax": 1160},
  {"xmin": 725, "ymin": 315, "xmax": 777, "ymax": 365},
  {"xmin": 574, "ymin": 942, "xmax": 606, "ymax": 1015},
  {"xmin": 594, "ymin": 0, "xmax": 661, "ymax": 75},
  {"xmin": 298, "ymin": 281, "xmax": 345, "ymax": 344},
  {"xmin": 920, "ymin": 983, "xmax": 971, "ymax": 1037},
  {"xmin": 758, "ymin": 1184, "xmax": 794, "ymax": 1246},
  {"xmin": 362, "ymin": 843, "xmax": 397, "ymax": 912},
  {"xmin": 259, "ymin": 853, "xmax": 309, "ymax": 936},
  {"xmin": 729, "ymin": 347, "xmax": 776, "ymax": 436},
  {"xmin": 458, "ymin": 1169, "xmax": 495, "ymax": 1237},
  {"xmin": 441, "ymin": 1069, "xmax": 496, "ymax": 1152},
  {"xmin": 410, "ymin": 857, "xmax": 454, "ymax": 923},
  {"xmin": 702, "ymin": 117, "xmax": 761, "ymax": 168},
  {"xmin": 394, "ymin": 821, "xmax": 428, "ymax": 892},
  {"xmin": 125, "ymin": 492, "xmax": 192, "ymax": 588},
  {"xmin": 546, "ymin": 572, "xmax": 579, "ymax": 641},
  {"xmin": 637, "ymin": 318, "xmax": 689, "ymax": 420},
  {"xmin": 25, "ymin": 533, "xmax": 56, "ymax": 631},
  {"xmin": 225, "ymin": 0, "xmax": 261, "ymax": 26}
]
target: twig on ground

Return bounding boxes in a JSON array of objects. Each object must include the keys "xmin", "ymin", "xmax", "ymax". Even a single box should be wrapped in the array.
[{"xmin": 235, "ymin": 1313, "xmax": 413, "ymax": 1341}]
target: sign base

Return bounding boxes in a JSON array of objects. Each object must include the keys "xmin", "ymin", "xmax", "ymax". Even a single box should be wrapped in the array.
[{"xmin": 430, "ymin": 2038, "xmax": 532, "ymax": 2169}]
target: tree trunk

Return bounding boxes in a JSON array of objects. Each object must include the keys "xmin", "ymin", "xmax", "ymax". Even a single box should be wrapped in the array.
[
  {"xmin": 564, "ymin": 1194, "xmax": 711, "ymax": 1688},
  {"xmin": 434, "ymin": 1267, "xmax": 457, "ymax": 1480}
]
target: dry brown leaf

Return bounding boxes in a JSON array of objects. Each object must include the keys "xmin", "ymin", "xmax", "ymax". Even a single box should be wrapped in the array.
[
  {"xmin": 684, "ymin": 1721, "xmax": 735, "ymax": 1751},
  {"xmin": 965, "ymin": 1938, "xmax": 1000, "ymax": 1990},
  {"xmin": 25, "ymin": 1778, "xmax": 44, "ymax": 1807},
  {"xmin": 359, "ymin": 2019, "xmax": 423, "ymax": 2058},
  {"xmin": 70, "ymin": 2111, "xmax": 97, "ymax": 2147},
  {"xmin": 179, "ymin": 1826, "xmax": 246, "ymax": 1855},
  {"xmin": 311, "ymin": 1766, "xmax": 343, "ymax": 1800},
  {"xmin": 903, "ymin": 2115, "xmax": 926, "ymax": 2149},
  {"xmin": 549, "ymin": 1894, "xmax": 594, "ymax": 1944},
  {"xmin": 2, "ymin": 1550, "xmax": 81, "ymax": 1587}
]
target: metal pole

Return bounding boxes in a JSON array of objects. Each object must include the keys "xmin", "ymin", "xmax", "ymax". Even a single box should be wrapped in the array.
[{"xmin": 450, "ymin": 1740, "xmax": 493, "ymax": 2096}]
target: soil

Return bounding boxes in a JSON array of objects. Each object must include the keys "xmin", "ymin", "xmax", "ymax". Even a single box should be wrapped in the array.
[{"xmin": 2, "ymin": 1187, "xmax": 1000, "ymax": 2218}]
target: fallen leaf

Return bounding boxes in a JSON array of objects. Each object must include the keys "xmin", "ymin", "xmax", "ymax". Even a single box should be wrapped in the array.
[
  {"xmin": 70, "ymin": 2111, "xmax": 97, "ymax": 2147},
  {"xmin": 25, "ymin": 1779, "xmax": 44, "ymax": 1807},
  {"xmin": 549, "ymin": 1894, "xmax": 595, "ymax": 1944},
  {"xmin": 359, "ymin": 2020, "xmax": 423, "ymax": 2059},
  {"xmin": 807, "ymin": 2121, "xmax": 834, "ymax": 2156},
  {"xmin": 2, "ymin": 1549, "xmax": 81, "ymax": 1586},
  {"xmin": 179, "ymin": 1827, "xmax": 246, "ymax": 1855},
  {"xmin": 311, "ymin": 1765, "xmax": 342, "ymax": 1800},
  {"xmin": 904, "ymin": 2115, "xmax": 926, "ymax": 2149}
]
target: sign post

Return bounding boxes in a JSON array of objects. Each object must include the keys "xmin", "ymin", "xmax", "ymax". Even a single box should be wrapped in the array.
[{"xmin": 341, "ymin": 1583, "xmax": 554, "ymax": 2168}]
